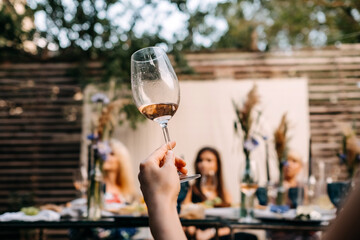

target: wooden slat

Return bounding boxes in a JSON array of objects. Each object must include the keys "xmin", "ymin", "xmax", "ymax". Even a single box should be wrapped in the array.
[{"xmin": 0, "ymin": 62, "xmax": 103, "ymax": 69}]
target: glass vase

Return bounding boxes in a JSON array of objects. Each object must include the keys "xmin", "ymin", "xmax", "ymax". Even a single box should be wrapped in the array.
[
  {"xmin": 276, "ymin": 158, "xmax": 286, "ymax": 205},
  {"xmin": 240, "ymin": 152, "xmax": 258, "ymax": 221},
  {"xmin": 87, "ymin": 145, "xmax": 104, "ymax": 220}
]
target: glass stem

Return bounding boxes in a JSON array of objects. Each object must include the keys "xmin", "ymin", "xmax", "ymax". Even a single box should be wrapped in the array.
[
  {"xmin": 160, "ymin": 123, "xmax": 172, "ymax": 150},
  {"xmin": 161, "ymin": 123, "xmax": 184, "ymax": 177}
]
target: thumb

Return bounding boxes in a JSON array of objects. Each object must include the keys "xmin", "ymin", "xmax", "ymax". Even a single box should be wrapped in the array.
[{"xmin": 163, "ymin": 150, "xmax": 175, "ymax": 167}]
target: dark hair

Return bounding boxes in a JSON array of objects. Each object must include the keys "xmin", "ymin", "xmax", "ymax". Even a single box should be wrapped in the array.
[{"xmin": 193, "ymin": 147, "xmax": 227, "ymax": 203}]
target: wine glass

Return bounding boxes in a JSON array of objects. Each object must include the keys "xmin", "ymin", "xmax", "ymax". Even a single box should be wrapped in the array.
[
  {"xmin": 131, "ymin": 46, "xmax": 200, "ymax": 183},
  {"xmin": 240, "ymin": 161, "xmax": 259, "ymax": 223},
  {"xmin": 73, "ymin": 168, "xmax": 88, "ymax": 199},
  {"xmin": 327, "ymin": 181, "xmax": 350, "ymax": 210},
  {"xmin": 200, "ymin": 171, "xmax": 218, "ymax": 200},
  {"xmin": 288, "ymin": 187, "xmax": 305, "ymax": 208}
]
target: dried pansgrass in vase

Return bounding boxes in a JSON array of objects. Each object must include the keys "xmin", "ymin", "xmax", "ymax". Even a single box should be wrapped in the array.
[
  {"xmin": 274, "ymin": 113, "xmax": 289, "ymax": 205},
  {"xmin": 337, "ymin": 124, "xmax": 360, "ymax": 180},
  {"xmin": 233, "ymin": 84, "xmax": 260, "ymax": 141}
]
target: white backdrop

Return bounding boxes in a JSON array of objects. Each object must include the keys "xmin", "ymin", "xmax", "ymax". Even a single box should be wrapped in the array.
[{"xmin": 109, "ymin": 79, "xmax": 310, "ymax": 203}]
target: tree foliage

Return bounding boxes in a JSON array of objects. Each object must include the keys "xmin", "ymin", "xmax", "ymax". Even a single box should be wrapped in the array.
[
  {"xmin": 0, "ymin": 1, "xmax": 36, "ymax": 53},
  {"xmin": 1, "ymin": 0, "xmax": 360, "ymax": 63},
  {"xmin": 212, "ymin": 0, "xmax": 360, "ymax": 51}
]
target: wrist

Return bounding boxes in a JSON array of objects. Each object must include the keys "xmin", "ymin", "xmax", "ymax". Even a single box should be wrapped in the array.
[
  {"xmin": 146, "ymin": 193, "xmax": 177, "ymax": 215},
  {"xmin": 148, "ymin": 200, "xmax": 183, "ymax": 240},
  {"xmin": 147, "ymin": 196, "xmax": 177, "ymax": 217}
]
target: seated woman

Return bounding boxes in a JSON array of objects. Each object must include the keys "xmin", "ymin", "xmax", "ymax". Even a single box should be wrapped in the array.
[
  {"xmin": 268, "ymin": 150, "xmax": 318, "ymax": 240},
  {"xmin": 100, "ymin": 139, "xmax": 138, "ymax": 239},
  {"xmin": 184, "ymin": 147, "xmax": 231, "ymax": 205},
  {"xmin": 103, "ymin": 139, "xmax": 136, "ymax": 205},
  {"xmin": 70, "ymin": 139, "xmax": 137, "ymax": 240},
  {"xmin": 184, "ymin": 147, "xmax": 256, "ymax": 240}
]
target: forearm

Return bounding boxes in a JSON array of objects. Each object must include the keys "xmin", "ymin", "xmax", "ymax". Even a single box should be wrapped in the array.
[{"xmin": 147, "ymin": 199, "xmax": 186, "ymax": 240}]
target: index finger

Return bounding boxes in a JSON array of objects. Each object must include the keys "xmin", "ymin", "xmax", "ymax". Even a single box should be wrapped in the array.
[{"xmin": 143, "ymin": 141, "xmax": 176, "ymax": 167}]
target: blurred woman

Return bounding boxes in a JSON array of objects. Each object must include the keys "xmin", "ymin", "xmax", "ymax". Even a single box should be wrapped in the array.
[
  {"xmin": 184, "ymin": 147, "xmax": 256, "ymax": 240},
  {"xmin": 184, "ymin": 147, "xmax": 231, "ymax": 205},
  {"xmin": 100, "ymin": 139, "xmax": 137, "ymax": 239},
  {"xmin": 103, "ymin": 139, "xmax": 136, "ymax": 205}
]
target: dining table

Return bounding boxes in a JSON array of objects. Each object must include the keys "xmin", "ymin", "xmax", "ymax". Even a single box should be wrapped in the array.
[{"xmin": 0, "ymin": 208, "xmax": 332, "ymax": 240}]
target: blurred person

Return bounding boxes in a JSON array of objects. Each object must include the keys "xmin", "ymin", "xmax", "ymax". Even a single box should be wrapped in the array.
[
  {"xmin": 268, "ymin": 150, "xmax": 318, "ymax": 240},
  {"xmin": 71, "ymin": 139, "xmax": 138, "ymax": 240},
  {"xmin": 184, "ymin": 147, "xmax": 231, "ymax": 205},
  {"xmin": 103, "ymin": 139, "xmax": 136, "ymax": 205},
  {"xmin": 183, "ymin": 147, "xmax": 256, "ymax": 240},
  {"xmin": 97, "ymin": 139, "xmax": 138, "ymax": 239}
]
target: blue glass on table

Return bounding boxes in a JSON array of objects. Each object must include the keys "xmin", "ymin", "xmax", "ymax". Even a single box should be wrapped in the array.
[
  {"xmin": 288, "ymin": 187, "xmax": 304, "ymax": 208},
  {"xmin": 256, "ymin": 187, "xmax": 268, "ymax": 206},
  {"xmin": 327, "ymin": 181, "xmax": 350, "ymax": 209}
]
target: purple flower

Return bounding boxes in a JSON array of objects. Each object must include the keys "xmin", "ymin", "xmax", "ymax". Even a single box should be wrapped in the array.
[
  {"xmin": 97, "ymin": 141, "xmax": 111, "ymax": 161},
  {"xmin": 91, "ymin": 93, "xmax": 110, "ymax": 104},
  {"xmin": 244, "ymin": 138, "xmax": 259, "ymax": 151},
  {"xmin": 87, "ymin": 134, "xmax": 98, "ymax": 141},
  {"xmin": 337, "ymin": 153, "xmax": 347, "ymax": 164}
]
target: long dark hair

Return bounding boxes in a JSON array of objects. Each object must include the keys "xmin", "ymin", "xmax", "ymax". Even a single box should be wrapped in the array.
[{"xmin": 193, "ymin": 147, "xmax": 227, "ymax": 203}]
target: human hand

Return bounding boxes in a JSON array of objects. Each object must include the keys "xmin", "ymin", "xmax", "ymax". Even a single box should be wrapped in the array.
[{"xmin": 138, "ymin": 141, "xmax": 187, "ymax": 209}]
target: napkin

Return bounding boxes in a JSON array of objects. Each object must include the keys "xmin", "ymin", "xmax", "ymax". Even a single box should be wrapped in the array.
[
  {"xmin": 270, "ymin": 205, "xmax": 290, "ymax": 214},
  {"xmin": 0, "ymin": 210, "xmax": 60, "ymax": 222}
]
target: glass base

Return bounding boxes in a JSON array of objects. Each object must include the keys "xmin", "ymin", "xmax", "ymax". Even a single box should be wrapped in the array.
[
  {"xmin": 239, "ymin": 216, "xmax": 260, "ymax": 223},
  {"xmin": 179, "ymin": 174, "xmax": 201, "ymax": 183}
]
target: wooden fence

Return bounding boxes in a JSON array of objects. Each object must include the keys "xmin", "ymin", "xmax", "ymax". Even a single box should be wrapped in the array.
[
  {"xmin": 0, "ymin": 63, "xmax": 101, "ymax": 204},
  {"xmin": 0, "ymin": 62, "xmax": 104, "ymax": 238}
]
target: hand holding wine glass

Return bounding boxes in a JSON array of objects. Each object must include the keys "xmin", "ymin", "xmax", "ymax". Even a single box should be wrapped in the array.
[{"xmin": 131, "ymin": 46, "xmax": 200, "ymax": 183}]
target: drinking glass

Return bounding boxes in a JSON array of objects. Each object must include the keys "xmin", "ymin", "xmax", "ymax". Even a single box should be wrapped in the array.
[
  {"xmin": 255, "ymin": 187, "xmax": 268, "ymax": 206},
  {"xmin": 327, "ymin": 181, "xmax": 350, "ymax": 210},
  {"xmin": 131, "ymin": 46, "xmax": 200, "ymax": 183},
  {"xmin": 200, "ymin": 171, "xmax": 218, "ymax": 200},
  {"xmin": 288, "ymin": 187, "xmax": 305, "ymax": 208}
]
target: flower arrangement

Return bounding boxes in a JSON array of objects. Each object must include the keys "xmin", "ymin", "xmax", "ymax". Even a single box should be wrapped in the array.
[
  {"xmin": 337, "ymin": 124, "xmax": 360, "ymax": 180},
  {"xmin": 233, "ymin": 84, "xmax": 261, "ymax": 159},
  {"xmin": 273, "ymin": 113, "xmax": 289, "ymax": 205},
  {"xmin": 233, "ymin": 84, "xmax": 261, "ymax": 217}
]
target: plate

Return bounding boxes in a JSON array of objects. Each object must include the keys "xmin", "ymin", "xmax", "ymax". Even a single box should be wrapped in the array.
[
  {"xmin": 255, "ymin": 216, "xmax": 323, "ymax": 225},
  {"xmin": 253, "ymin": 208, "xmax": 334, "ymax": 225},
  {"xmin": 205, "ymin": 207, "xmax": 239, "ymax": 219}
]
